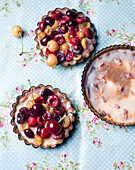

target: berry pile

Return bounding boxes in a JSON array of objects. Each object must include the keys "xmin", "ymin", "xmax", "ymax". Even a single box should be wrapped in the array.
[
  {"xmin": 36, "ymin": 8, "xmax": 95, "ymax": 67},
  {"xmin": 16, "ymin": 88, "xmax": 72, "ymax": 147}
]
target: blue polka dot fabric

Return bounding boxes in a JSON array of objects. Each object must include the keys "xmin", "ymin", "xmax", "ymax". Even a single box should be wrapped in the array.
[{"xmin": 0, "ymin": 0, "xmax": 135, "ymax": 170}]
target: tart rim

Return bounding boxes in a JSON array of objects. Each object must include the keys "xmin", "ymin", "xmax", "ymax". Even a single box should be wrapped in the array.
[
  {"xmin": 34, "ymin": 7, "xmax": 97, "ymax": 67},
  {"xmin": 10, "ymin": 84, "xmax": 75, "ymax": 149},
  {"xmin": 81, "ymin": 45, "xmax": 135, "ymax": 126}
]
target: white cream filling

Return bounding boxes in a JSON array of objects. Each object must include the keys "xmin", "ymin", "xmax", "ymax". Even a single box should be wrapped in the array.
[{"xmin": 86, "ymin": 49, "xmax": 135, "ymax": 124}]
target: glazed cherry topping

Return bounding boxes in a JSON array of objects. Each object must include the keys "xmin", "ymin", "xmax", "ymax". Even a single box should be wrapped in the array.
[
  {"xmin": 64, "ymin": 50, "xmax": 74, "ymax": 62},
  {"xmin": 37, "ymin": 125, "xmax": 44, "ymax": 136},
  {"xmin": 68, "ymin": 25, "xmax": 79, "ymax": 36},
  {"xmin": 66, "ymin": 9, "xmax": 77, "ymax": 19},
  {"xmin": 47, "ymin": 95, "xmax": 60, "ymax": 107},
  {"xmin": 51, "ymin": 128, "xmax": 64, "ymax": 140},
  {"xmin": 57, "ymin": 14, "xmax": 70, "ymax": 24},
  {"xmin": 53, "ymin": 105, "xmax": 65, "ymax": 115},
  {"xmin": 34, "ymin": 97, "xmax": 45, "ymax": 104},
  {"xmin": 40, "ymin": 35, "xmax": 52, "ymax": 46},
  {"xmin": 50, "ymin": 30, "xmax": 60, "ymax": 39},
  {"xmin": 41, "ymin": 89, "xmax": 54, "ymax": 101},
  {"xmin": 32, "ymin": 103, "xmax": 43, "ymax": 116},
  {"xmin": 57, "ymin": 52, "xmax": 65, "ymax": 64},
  {"xmin": 45, "ymin": 48, "xmax": 57, "ymax": 57},
  {"xmin": 28, "ymin": 117, "xmax": 37, "ymax": 127},
  {"xmin": 44, "ymin": 16, "xmax": 54, "ymax": 27},
  {"xmin": 71, "ymin": 44, "xmax": 83, "ymax": 56},
  {"xmin": 47, "ymin": 119, "xmax": 62, "ymax": 134},
  {"xmin": 28, "ymin": 108, "xmax": 38, "ymax": 118},
  {"xmin": 51, "ymin": 10, "xmax": 62, "ymax": 20},
  {"xmin": 76, "ymin": 15, "xmax": 86, "ymax": 23},
  {"xmin": 37, "ymin": 116, "xmax": 46, "ymax": 126},
  {"xmin": 69, "ymin": 36, "xmax": 81, "ymax": 45},
  {"xmin": 39, "ymin": 21, "xmax": 46, "ymax": 32},
  {"xmin": 84, "ymin": 28, "xmax": 93, "ymax": 39},
  {"xmin": 24, "ymin": 129, "xmax": 34, "ymax": 138},
  {"xmin": 54, "ymin": 34, "xmax": 65, "ymax": 46},
  {"xmin": 40, "ymin": 128, "xmax": 51, "ymax": 139},
  {"xmin": 59, "ymin": 24, "xmax": 68, "ymax": 34},
  {"xmin": 42, "ymin": 111, "xmax": 52, "ymax": 121}
]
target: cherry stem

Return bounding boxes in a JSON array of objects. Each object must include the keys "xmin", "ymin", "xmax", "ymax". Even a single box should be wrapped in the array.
[
  {"xmin": 19, "ymin": 32, "xmax": 34, "ymax": 56},
  {"xmin": 28, "ymin": 79, "xmax": 35, "ymax": 104},
  {"xmin": 58, "ymin": 114, "xmax": 66, "ymax": 123}
]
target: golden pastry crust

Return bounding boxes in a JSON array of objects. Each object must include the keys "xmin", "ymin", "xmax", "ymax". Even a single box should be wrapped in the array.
[
  {"xmin": 34, "ymin": 7, "xmax": 96, "ymax": 67},
  {"xmin": 81, "ymin": 45, "xmax": 135, "ymax": 126},
  {"xmin": 10, "ymin": 84, "xmax": 75, "ymax": 149}
]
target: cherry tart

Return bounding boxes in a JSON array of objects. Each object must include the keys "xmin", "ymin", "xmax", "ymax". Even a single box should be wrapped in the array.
[
  {"xmin": 35, "ymin": 7, "xmax": 96, "ymax": 67},
  {"xmin": 10, "ymin": 85, "xmax": 75, "ymax": 148}
]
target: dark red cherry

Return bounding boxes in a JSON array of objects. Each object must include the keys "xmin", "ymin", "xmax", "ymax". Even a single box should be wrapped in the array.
[
  {"xmin": 37, "ymin": 125, "xmax": 44, "ymax": 135},
  {"xmin": 28, "ymin": 108, "xmax": 38, "ymax": 118},
  {"xmin": 84, "ymin": 28, "xmax": 93, "ymax": 39},
  {"xmin": 47, "ymin": 95, "xmax": 60, "ymax": 107},
  {"xmin": 24, "ymin": 129, "xmax": 34, "ymax": 138},
  {"xmin": 57, "ymin": 52, "xmax": 65, "ymax": 64},
  {"xmin": 42, "ymin": 111, "xmax": 52, "ymax": 121},
  {"xmin": 45, "ymin": 48, "xmax": 57, "ymax": 57},
  {"xmin": 66, "ymin": 9, "xmax": 77, "ymax": 19},
  {"xmin": 53, "ymin": 105, "xmax": 65, "ymax": 115},
  {"xmin": 51, "ymin": 129, "xmax": 64, "ymax": 140},
  {"xmin": 44, "ymin": 16, "xmax": 54, "ymax": 27},
  {"xmin": 41, "ymin": 88, "xmax": 54, "ymax": 101},
  {"xmin": 68, "ymin": 25, "xmax": 79, "ymax": 36},
  {"xmin": 40, "ymin": 128, "xmax": 51, "ymax": 139},
  {"xmin": 47, "ymin": 119, "xmax": 62, "ymax": 134},
  {"xmin": 71, "ymin": 44, "xmax": 83, "ymax": 56},
  {"xmin": 76, "ymin": 15, "xmax": 86, "ymax": 23},
  {"xmin": 59, "ymin": 24, "xmax": 68, "ymax": 34},
  {"xmin": 19, "ymin": 107, "xmax": 29, "ymax": 118},
  {"xmin": 37, "ymin": 116, "xmax": 46, "ymax": 126},
  {"xmin": 40, "ymin": 35, "xmax": 52, "ymax": 46},
  {"xmin": 39, "ymin": 21, "xmax": 45, "ymax": 32},
  {"xmin": 66, "ymin": 18, "xmax": 76, "ymax": 26},
  {"xmin": 17, "ymin": 112, "xmax": 26, "ymax": 124},
  {"xmin": 54, "ymin": 34, "xmax": 65, "ymax": 45},
  {"xmin": 51, "ymin": 10, "xmax": 62, "ymax": 20},
  {"xmin": 34, "ymin": 97, "xmax": 45, "ymax": 104},
  {"xmin": 32, "ymin": 103, "xmax": 43, "ymax": 116},
  {"xmin": 53, "ymin": 114, "xmax": 63, "ymax": 124},
  {"xmin": 70, "ymin": 36, "xmax": 81, "ymax": 45},
  {"xmin": 57, "ymin": 14, "xmax": 70, "ymax": 24},
  {"xmin": 50, "ymin": 30, "xmax": 60, "ymax": 39},
  {"xmin": 63, "ymin": 50, "xmax": 74, "ymax": 62}
]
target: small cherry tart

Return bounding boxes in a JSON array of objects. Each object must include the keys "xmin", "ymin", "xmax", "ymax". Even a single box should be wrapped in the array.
[
  {"xmin": 35, "ymin": 7, "xmax": 96, "ymax": 67},
  {"xmin": 11, "ymin": 85, "xmax": 75, "ymax": 149}
]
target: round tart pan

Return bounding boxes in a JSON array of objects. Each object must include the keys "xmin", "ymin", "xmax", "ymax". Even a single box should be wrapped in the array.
[
  {"xmin": 82, "ymin": 45, "xmax": 135, "ymax": 126},
  {"xmin": 10, "ymin": 84, "xmax": 75, "ymax": 149},
  {"xmin": 34, "ymin": 7, "xmax": 96, "ymax": 66}
]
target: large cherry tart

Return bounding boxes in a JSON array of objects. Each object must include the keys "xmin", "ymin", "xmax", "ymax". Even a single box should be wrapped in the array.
[
  {"xmin": 11, "ymin": 85, "xmax": 75, "ymax": 149},
  {"xmin": 35, "ymin": 8, "xmax": 96, "ymax": 66}
]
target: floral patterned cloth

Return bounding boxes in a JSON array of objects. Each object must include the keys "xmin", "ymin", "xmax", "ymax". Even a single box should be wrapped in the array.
[{"xmin": 0, "ymin": 0, "xmax": 135, "ymax": 170}]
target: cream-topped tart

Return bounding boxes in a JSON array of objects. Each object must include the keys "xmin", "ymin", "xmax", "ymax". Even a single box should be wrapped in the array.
[
  {"xmin": 35, "ymin": 7, "xmax": 96, "ymax": 67},
  {"xmin": 82, "ymin": 45, "xmax": 135, "ymax": 126},
  {"xmin": 11, "ymin": 84, "xmax": 75, "ymax": 148}
]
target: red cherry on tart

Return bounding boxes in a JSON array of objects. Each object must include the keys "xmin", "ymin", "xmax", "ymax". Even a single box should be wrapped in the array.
[
  {"xmin": 51, "ymin": 10, "xmax": 62, "ymax": 20},
  {"xmin": 28, "ymin": 117, "xmax": 37, "ymax": 127},
  {"xmin": 11, "ymin": 85, "xmax": 75, "ymax": 148},
  {"xmin": 47, "ymin": 95, "xmax": 59, "ymax": 107},
  {"xmin": 47, "ymin": 119, "xmax": 62, "ymax": 134},
  {"xmin": 39, "ymin": 21, "xmax": 45, "ymax": 32},
  {"xmin": 40, "ymin": 128, "xmax": 51, "ymax": 139},
  {"xmin": 63, "ymin": 50, "xmax": 74, "ymax": 62},
  {"xmin": 35, "ymin": 8, "xmax": 96, "ymax": 67}
]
